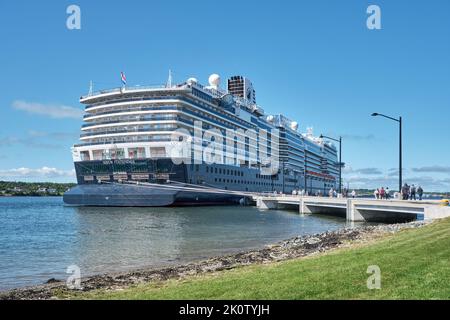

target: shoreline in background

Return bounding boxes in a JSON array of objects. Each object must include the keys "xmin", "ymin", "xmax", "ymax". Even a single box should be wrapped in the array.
[
  {"xmin": 0, "ymin": 181, "xmax": 75, "ymax": 197},
  {"xmin": 1, "ymin": 181, "xmax": 448, "ymax": 199},
  {"xmin": 0, "ymin": 219, "xmax": 434, "ymax": 300}
]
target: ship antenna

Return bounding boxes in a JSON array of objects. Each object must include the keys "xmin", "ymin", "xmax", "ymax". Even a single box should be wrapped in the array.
[
  {"xmin": 166, "ymin": 69, "xmax": 173, "ymax": 88},
  {"xmin": 88, "ymin": 80, "xmax": 93, "ymax": 96}
]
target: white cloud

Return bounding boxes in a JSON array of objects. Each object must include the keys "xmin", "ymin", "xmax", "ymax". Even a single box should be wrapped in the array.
[
  {"xmin": 0, "ymin": 135, "xmax": 63, "ymax": 149},
  {"xmin": 343, "ymin": 166, "xmax": 382, "ymax": 175},
  {"xmin": 412, "ymin": 166, "xmax": 450, "ymax": 174},
  {"xmin": 343, "ymin": 168, "xmax": 450, "ymax": 192},
  {"xmin": 0, "ymin": 167, "xmax": 75, "ymax": 179},
  {"xmin": 341, "ymin": 134, "xmax": 376, "ymax": 141},
  {"xmin": 12, "ymin": 100, "xmax": 83, "ymax": 119}
]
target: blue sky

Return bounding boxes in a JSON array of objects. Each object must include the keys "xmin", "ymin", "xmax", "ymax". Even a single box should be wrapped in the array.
[{"xmin": 0, "ymin": 0, "xmax": 449, "ymax": 191}]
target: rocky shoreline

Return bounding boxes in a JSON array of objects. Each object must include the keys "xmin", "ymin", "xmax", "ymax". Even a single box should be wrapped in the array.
[{"xmin": 0, "ymin": 220, "xmax": 431, "ymax": 300}]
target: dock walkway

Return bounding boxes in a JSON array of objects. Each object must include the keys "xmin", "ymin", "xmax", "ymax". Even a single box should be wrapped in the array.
[{"xmin": 253, "ymin": 195, "xmax": 450, "ymax": 222}]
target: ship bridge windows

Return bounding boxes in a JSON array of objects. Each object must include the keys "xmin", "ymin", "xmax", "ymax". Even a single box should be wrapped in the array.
[
  {"xmin": 92, "ymin": 149, "xmax": 106, "ymax": 160},
  {"xmin": 91, "ymin": 148, "xmax": 126, "ymax": 160},
  {"xmin": 128, "ymin": 147, "xmax": 146, "ymax": 159},
  {"xmin": 80, "ymin": 151, "xmax": 90, "ymax": 161},
  {"xmin": 109, "ymin": 148, "xmax": 125, "ymax": 160},
  {"xmin": 150, "ymin": 147, "xmax": 166, "ymax": 158}
]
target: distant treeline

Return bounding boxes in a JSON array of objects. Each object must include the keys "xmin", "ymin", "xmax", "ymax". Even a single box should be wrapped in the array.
[{"xmin": 0, "ymin": 181, "xmax": 76, "ymax": 197}]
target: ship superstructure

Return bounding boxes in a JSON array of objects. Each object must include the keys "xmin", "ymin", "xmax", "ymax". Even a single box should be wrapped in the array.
[{"xmin": 63, "ymin": 74, "xmax": 339, "ymax": 206}]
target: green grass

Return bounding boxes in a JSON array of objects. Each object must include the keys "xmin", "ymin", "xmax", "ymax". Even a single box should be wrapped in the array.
[{"xmin": 69, "ymin": 218, "xmax": 450, "ymax": 300}]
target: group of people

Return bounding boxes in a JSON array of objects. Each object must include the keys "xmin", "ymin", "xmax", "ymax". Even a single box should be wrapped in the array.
[
  {"xmin": 373, "ymin": 187, "xmax": 391, "ymax": 200},
  {"xmin": 290, "ymin": 188, "xmax": 358, "ymax": 198},
  {"xmin": 401, "ymin": 183, "xmax": 424, "ymax": 200},
  {"xmin": 373, "ymin": 184, "xmax": 424, "ymax": 200},
  {"xmin": 341, "ymin": 188, "xmax": 357, "ymax": 198},
  {"xmin": 325, "ymin": 188, "xmax": 357, "ymax": 198},
  {"xmin": 289, "ymin": 184, "xmax": 425, "ymax": 200}
]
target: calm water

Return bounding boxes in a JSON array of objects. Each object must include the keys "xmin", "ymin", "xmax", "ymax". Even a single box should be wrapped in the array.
[{"xmin": 0, "ymin": 197, "xmax": 357, "ymax": 290}]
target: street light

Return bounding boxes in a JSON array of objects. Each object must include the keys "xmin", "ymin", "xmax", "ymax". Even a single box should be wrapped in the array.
[
  {"xmin": 371, "ymin": 113, "xmax": 402, "ymax": 192},
  {"xmin": 320, "ymin": 134, "xmax": 342, "ymax": 193}
]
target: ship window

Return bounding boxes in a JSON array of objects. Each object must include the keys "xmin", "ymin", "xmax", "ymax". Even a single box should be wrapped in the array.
[
  {"xmin": 128, "ymin": 147, "xmax": 146, "ymax": 159},
  {"xmin": 110, "ymin": 148, "xmax": 125, "ymax": 160},
  {"xmin": 92, "ymin": 150, "xmax": 104, "ymax": 161},
  {"xmin": 206, "ymin": 167, "xmax": 209, "ymax": 173},
  {"xmin": 150, "ymin": 147, "xmax": 166, "ymax": 157},
  {"xmin": 215, "ymin": 168, "xmax": 218, "ymax": 174},
  {"xmin": 80, "ymin": 151, "xmax": 90, "ymax": 161}
]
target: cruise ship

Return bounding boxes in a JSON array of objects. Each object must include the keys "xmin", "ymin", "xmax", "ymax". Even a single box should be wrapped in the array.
[{"xmin": 63, "ymin": 73, "xmax": 339, "ymax": 206}]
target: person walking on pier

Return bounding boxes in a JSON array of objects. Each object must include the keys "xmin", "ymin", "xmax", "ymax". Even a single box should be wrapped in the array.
[
  {"xmin": 374, "ymin": 188, "xmax": 379, "ymax": 199},
  {"xmin": 380, "ymin": 187, "xmax": 386, "ymax": 200},
  {"xmin": 410, "ymin": 184, "xmax": 417, "ymax": 200},
  {"xmin": 417, "ymin": 186, "xmax": 424, "ymax": 200},
  {"xmin": 385, "ymin": 187, "xmax": 390, "ymax": 200},
  {"xmin": 402, "ymin": 183, "xmax": 409, "ymax": 200},
  {"xmin": 351, "ymin": 190, "xmax": 356, "ymax": 198}
]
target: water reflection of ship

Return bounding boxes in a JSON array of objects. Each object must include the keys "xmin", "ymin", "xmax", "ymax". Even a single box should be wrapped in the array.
[{"xmin": 70, "ymin": 206, "xmax": 186, "ymax": 276}]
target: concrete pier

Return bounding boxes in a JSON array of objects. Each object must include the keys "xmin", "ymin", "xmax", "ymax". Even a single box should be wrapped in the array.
[{"xmin": 254, "ymin": 195, "xmax": 450, "ymax": 222}]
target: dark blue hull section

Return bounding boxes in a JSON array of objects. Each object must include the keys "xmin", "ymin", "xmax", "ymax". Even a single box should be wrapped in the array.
[
  {"xmin": 63, "ymin": 183, "xmax": 243, "ymax": 207},
  {"xmin": 67, "ymin": 158, "xmax": 335, "ymax": 206}
]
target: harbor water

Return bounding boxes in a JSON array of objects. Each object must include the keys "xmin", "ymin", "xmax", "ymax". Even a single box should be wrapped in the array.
[{"xmin": 0, "ymin": 197, "xmax": 361, "ymax": 291}]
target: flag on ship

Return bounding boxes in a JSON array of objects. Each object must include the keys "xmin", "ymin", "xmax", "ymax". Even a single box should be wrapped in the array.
[{"xmin": 120, "ymin": 72, "xmax": 127, "ymax": 85}]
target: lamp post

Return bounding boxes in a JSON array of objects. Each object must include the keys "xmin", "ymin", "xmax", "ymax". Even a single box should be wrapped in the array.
[
  {"xmin": 320, "ymin": 134, "xmax": 342, "ymax": 194},
  {"xmin": 371, "ymin": 113, "xmax": 402, "ymax": 193}
]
